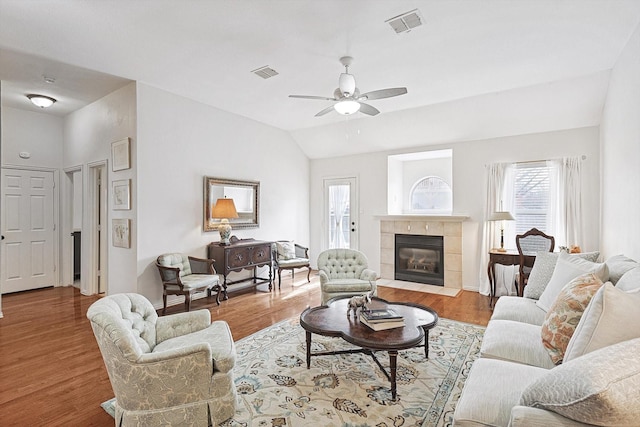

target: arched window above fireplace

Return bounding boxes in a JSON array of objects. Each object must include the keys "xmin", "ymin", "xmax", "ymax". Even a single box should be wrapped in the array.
[{"xmin": 409, "ymin": 176, "xmax": 452, "ymax": 214}]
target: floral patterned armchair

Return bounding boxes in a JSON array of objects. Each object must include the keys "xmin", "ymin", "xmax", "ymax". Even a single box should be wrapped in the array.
[{"xmin": 86, "ymin": 293, "xmax": 237, "ymax": 426}]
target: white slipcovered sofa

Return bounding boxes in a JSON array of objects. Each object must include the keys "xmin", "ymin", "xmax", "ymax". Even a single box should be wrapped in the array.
[{"xmin": 453, "ymin": 253, "xmax": 640, "ymax": 427}]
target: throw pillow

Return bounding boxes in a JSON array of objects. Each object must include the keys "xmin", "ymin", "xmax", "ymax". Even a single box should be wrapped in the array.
[
  {"xmin": 523, "ymin": 251, "xmax": 600, "ymax": 299},
  {"xmin": 276, "ymin": 241, "xmax": 296, "ymax": 260},
  {"xmin": 536, "ymin": 251, "xmax": 608, "ymax": 312},
  {"xmin": 605, "ymin": 254, "xmax": 639, "ymax": 285},
  {"xmin": 616, "ymin": 265, "xmax": 640, "ymax": 292},
  {"xmin": 564, "ymin": 283, "xmax": 640, "ymax": 361},
  {"xmin": 520, "ymin": 337, "xmax": 640, "ymax": 426},
  {"xmin": 540, "ymin": 273, "xmax": 603, "ymax": 365}
]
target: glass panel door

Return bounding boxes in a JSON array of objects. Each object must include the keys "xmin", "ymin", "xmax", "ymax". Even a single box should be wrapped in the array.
[{"xmin": 324, "ymin": 177, "xmax": 358, "ymax": 250}]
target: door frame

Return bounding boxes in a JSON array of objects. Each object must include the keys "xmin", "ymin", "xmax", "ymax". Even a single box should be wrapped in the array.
[
  {"xmin": 63, "ymin": 166, "xmax": 83, "ymax": 288},
  {"xmin": 86, "ymin": 161, "xmax": 108, "ymax": 296},
  {"xmin": 0, "ymin": 165, "xmax": 60, "ymax": 290},
  {"xmin": 322, "ymin": 176, "xmax": 359, "ymax": 251}
]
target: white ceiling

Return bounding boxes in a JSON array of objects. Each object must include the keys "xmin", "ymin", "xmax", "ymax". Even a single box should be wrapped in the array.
[{"xmin": 1, "ymin": 0, "xmax": 639, "ymax": 159}]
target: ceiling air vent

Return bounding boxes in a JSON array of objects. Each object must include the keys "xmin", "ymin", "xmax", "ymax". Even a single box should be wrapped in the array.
[
  {"xmin": 251, "ymin": 66, "xmax": 279, "ymax": 79},
  {"xmin": 386, "ymin": 9, "xmax": 423, "ymax": 34}
]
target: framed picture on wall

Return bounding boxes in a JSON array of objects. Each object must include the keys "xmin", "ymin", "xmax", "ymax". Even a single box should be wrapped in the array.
[
  {"xmin": 111, "ymin": 138, "xmax": 131, "ymax": 171},
  {"xmin": 112, "ymin": 218, "xmax": 131, "ymax": 248},
  {"xmin": 112, "ymin": 179, "xmax": 131, "ymax": 210}
]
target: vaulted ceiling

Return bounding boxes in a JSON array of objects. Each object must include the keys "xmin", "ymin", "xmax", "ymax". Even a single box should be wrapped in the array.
[{"xmin": 1, "ymin": 0, "xmax": 639, "ymax": 158}]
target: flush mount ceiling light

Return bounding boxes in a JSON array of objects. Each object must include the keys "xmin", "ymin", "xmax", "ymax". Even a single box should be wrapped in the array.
[
  {"xmin": 334, "ymin": 99, "xmax": 361, "ymax": 115},
  {"xmin": 27, "ymin": 94, "xmax": 56, "ymax": 108}
]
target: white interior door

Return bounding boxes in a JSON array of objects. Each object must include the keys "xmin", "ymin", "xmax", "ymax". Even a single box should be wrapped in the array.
[
  {"xmin": 1, "ymin": 168, "xmax": 55, "ymax": 294},
  {"xmin": 324, "ymin": 177, "xmax": 359, "ymax": 250}
]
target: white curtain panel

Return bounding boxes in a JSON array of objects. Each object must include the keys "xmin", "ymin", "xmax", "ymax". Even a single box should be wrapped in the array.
[
  {"xmin": 329, "ymin": 184, "xmax": 350, "ymax": 249},
  {"xmin": 547, "ymin": 157, "xmax": 583, "ymax": 248},
  {"xmin": 478, "ymin": 163, "xmax": 511, "ymax": 296}
]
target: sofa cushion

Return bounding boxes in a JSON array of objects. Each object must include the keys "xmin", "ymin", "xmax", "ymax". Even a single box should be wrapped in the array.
[
  {"xmin": 453, "ymin": 358, "xmax": 548, "ymax": 427},
  {"xmin": 616, "ymin": 265, "xmax": 640, "ymax": 292},
  {"xmin": 480, "ymin": 319, "xmax": 555, "ymax": 369},
  {"xmin": 520, "ymin": 338, "xmax": 640, "ymax": 426},
  {"xmin": 153, "ymin": 320, "xmax": 236, "ymax": 374},
  {"xmin": 536, "ymin": 251, "xmax": 608, "ymax": 312},
  {"xmin": 491, "ymin": 296, "xmax": 546, "ymax": 326},
  {"xmin": 540, "ymin": 273, "xmax": 603, "ymax": 365},
  {"xmin": 523, "ymin": 251, "xmax": 600, "ymax": 299},
  {"xmin": 564, "ymin": 283, "xmax": 640, "ymax": 362},
  {"xmin": 276, "ymin": 241, "xmax": 296, "ymax": 260},
  {"xmin": 277, "ymin": 257, "xmax": 309, "ymax": 268},
  {"xmin": 605, "ymin": 254, "xmax": 638, "ymax": 285}
]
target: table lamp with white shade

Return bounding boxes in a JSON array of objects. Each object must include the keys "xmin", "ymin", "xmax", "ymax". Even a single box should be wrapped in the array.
[
  {"xmin": 211, "ymin": 198, "xmax": 239, "ymax": 245},
  {"xmin": 489, "ymin": 211, "xmax": 515, "ymax": 252}
]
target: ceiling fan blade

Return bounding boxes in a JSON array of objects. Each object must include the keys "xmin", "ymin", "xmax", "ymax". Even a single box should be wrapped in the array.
[
  {"xmin": 289, "ymin": 95, "xmax": 335, "ymax": 101},
  {"xmin": 358, "ymin": 102, "xmax": 380, "ymax": 116},
  {"xmin": 315, "ymin": 105, "xmax": 336, "ymax": 117},
  {"xmin": 359, "ymin": 87, "xmax": 407, "ymax": 101}
]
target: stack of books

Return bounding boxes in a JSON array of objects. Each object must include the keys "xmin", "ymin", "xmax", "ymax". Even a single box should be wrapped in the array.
[{"xmin": 359, "ymin": 308, "xmax": 405, "ymax": 331}]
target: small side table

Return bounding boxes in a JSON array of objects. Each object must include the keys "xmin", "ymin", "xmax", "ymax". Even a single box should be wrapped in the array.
[{"xmin": 487, "ymin": 250, "xmax": 518, "ymax": 308}]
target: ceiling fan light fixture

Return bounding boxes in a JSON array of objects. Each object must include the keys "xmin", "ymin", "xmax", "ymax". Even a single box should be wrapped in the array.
[
  {"xmin": 27, "ymin": 94, "xmax": 56, "ymax": 108},
  {"xmin": 339, "ymin": 73, "xmax": 356, "ymax": 96},
  {"xmin": 334, "ymin": 99, "xmax": 360, "ymax": 115}
]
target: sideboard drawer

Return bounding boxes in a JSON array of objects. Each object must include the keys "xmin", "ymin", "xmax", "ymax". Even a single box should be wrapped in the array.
[
  {"xmin": 250, "ymin": 245, "xmax": 271, "ymax": 265},
  {"xmin": 227, "ymin": 247, "xmax": 251, "ymax": 269}
]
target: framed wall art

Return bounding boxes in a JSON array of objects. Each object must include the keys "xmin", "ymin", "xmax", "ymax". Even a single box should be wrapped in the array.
[
  {"xmin": 112, "ymin": 179, "xmax": 131, "ymax": 210},
  {"xmin": 111, "ymin": 137, "xmax": 131, "ymax": 171},
  {"xmin": 112, "ymin": 218, "xmax": 131, "ymax": 248}
]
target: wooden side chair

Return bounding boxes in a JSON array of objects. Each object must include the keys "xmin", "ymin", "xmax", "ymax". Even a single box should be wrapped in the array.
[
  {"xmin": 515, "ymin": 228, "xmax": 555, "ymax": 296},
  {"xmin": 273, "ymin": 241, "xmax": 311, "ymax": 288},
  {"xmin": 156, "ymin": 253, "xmax": 221, "ymax": 314}
]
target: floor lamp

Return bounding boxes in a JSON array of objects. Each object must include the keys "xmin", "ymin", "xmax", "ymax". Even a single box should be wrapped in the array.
[{"xmin": 489, "ymin": 211, "xmax": 515, "ymax": 252}]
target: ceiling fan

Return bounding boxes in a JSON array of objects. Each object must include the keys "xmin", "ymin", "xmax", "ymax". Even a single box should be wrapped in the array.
[{"xmin": 289, "ymin": 56, "xmax": 407, "ymax": 117}]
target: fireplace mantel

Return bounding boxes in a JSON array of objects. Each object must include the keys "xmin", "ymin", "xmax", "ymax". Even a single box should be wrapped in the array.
[
  {"xmin": 375, "ymin": 214, "xmax": 468, "ymax": 222},
  {"xmin": 379, "ymin": 216, "xmax": 464, "ymax": 290}
]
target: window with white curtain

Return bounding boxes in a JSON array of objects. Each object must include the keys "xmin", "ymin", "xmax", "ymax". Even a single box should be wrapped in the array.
[{"xmin": 513, "ymin": 162, "xmax": 550, "ymax": 235}]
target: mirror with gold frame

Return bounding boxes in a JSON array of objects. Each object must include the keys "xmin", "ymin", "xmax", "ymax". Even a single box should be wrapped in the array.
[{"xmin": 204, "ymin": 177, "xmax": 260, "ymax": 231}]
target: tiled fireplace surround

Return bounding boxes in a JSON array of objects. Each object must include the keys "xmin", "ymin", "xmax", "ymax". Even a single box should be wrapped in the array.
[{"xmin": 379, "ymin": 216, "xmax": 466, "ymax": 291}]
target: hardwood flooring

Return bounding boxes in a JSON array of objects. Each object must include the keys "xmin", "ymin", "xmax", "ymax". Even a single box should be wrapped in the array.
[{"xmin": 0, "ymin": 272, "xmax": 491, "ymax": 426}]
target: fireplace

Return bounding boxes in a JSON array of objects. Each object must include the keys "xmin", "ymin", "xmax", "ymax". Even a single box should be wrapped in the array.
[{"xmin": 395, "ymin": 234, "xmax": 444, "ymax": 286}]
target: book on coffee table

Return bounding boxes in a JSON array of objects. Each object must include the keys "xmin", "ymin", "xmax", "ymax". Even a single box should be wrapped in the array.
[
  {"xmin": 359, "ymin": 314, "xmax": 405, "ymax": 331},
  {"xmin": 361, "ymin": 308, "xmax": 403, "ymax": 323}
]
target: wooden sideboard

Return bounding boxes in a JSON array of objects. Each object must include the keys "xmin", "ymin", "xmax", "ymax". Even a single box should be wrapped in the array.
[{"xmin": 208, "ymin": 238, "xmax": 274, "ymax": 300}]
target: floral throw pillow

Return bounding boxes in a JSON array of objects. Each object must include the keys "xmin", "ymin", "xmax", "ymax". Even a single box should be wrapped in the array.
[{"xmin": 541, "ymin": 273, "xmax": 604, "ymax": 365}]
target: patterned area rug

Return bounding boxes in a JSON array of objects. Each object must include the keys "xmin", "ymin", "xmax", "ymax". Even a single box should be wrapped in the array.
[{"xmin": 102, "ymin": 317, "xmax": 484, "ymax": 426}]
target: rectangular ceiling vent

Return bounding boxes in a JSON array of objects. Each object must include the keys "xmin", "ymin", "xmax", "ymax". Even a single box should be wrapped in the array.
[
  {"xmin": 251, "ymin": 66, "xmax": 279, "ymax": 79},
  {"xmin": 386, "ymin": 9, "xmax": 423, "ymax": 34}
]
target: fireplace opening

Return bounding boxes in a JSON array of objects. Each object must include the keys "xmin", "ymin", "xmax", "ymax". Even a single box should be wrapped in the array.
[{"xmin": 395, "ymin": 234, "xmax": 444, "ymax": 286}]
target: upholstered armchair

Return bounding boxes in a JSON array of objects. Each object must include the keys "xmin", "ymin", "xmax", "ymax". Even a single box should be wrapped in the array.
[
  {"xmin": 273, "ymin": 241, "xmax": 311, "ymax": 288},
  {"xmin": 317, "ymin": 248, "xmax": 377, "ymax": 304},
  {"xmin": 87, "ymin": 293, "xmax": 237, "ymax": 426},
  {"xmin": 156, "ymin": 253, "xmax": 220, "ymax": 314}
]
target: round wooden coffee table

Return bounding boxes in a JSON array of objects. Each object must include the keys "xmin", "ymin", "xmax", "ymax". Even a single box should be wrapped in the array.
[{"xmin": 299, "ymin": 296, "xmax": 438, "ymax": 400}]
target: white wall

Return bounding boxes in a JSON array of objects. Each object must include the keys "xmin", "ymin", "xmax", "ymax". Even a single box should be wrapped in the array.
[
  {"xmin": 2, "ymin": 107, "xmax": 64, "ymax": 169},
  {"xmin": 63, "ymin": 82, "xmax": 137, "ymax": 295},
  {"xmin": 1, "ymin": 106, "xmax": 63, "ymax": 314},
  {"xmin": 310, "ymin": 126, "xmax": 600, "ymax": 290},
  {"xmin": 136, "ymin": 84, "xmax": 309, "ymax": 307},
  {"xmin": 600, "ymin": 23, "xmax": 640, "ymax": 260}
]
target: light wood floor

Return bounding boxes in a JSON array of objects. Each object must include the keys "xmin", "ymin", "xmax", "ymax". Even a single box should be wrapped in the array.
[{"xmin": 0, "ymin": 271, "xmax": 492, "ymax": 426}]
